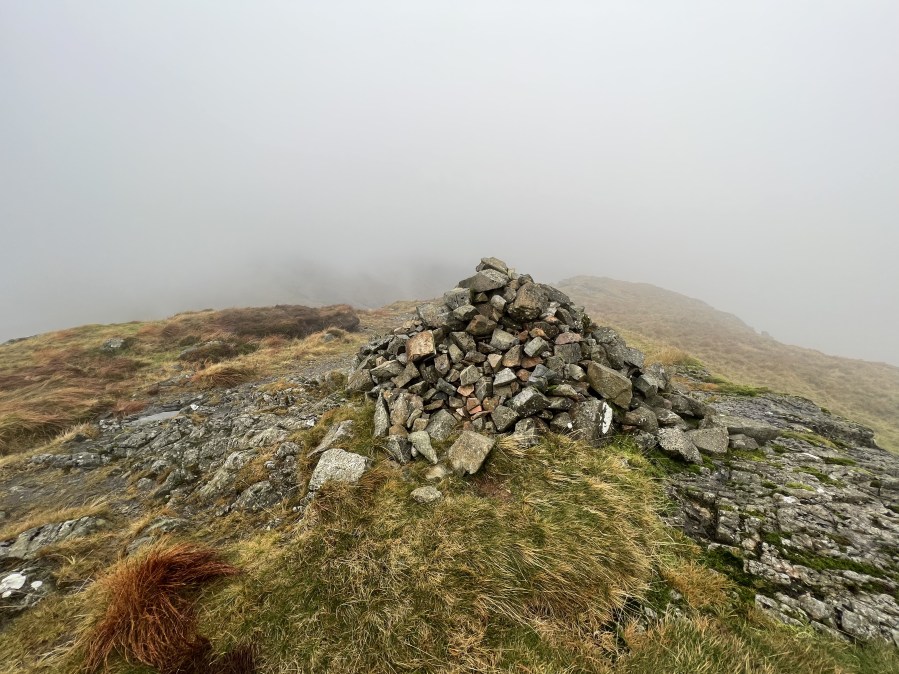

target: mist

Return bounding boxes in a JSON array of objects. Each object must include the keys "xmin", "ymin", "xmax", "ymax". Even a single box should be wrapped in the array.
[{"xmin": 1, "ymin": 2, "xmax": 897, "ymax": 365}]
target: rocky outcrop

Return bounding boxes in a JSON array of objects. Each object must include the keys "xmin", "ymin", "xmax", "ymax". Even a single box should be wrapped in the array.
[{"xmin": 663, "ymin": 384, "xmax": 899, "ymax": 646}]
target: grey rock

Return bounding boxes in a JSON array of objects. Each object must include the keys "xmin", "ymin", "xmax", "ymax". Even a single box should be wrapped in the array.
[
  {"xmin": 198, "ymin": 450, "xmax": 256, "ymax": 498},
  {"xmin": 490, "ymin": 329, "xmax": 519, "ymax": 351},
  {"xmin": 718, "ymin": 415, "xmax": 779, "ymax": 444},
  {"xmin": 554, "ymin": 342, "xmax": 582, "ymax": 364},
  {"xmin": 232, "ymin": 481, "xmax": 279, "ymax": 511},
  {"xmin": 385, "ymin": 436, "xmax": 413, "ymax": 465},
  {"xmin": 476, "ymin": 256, "xmax": 509, "ymax": 274},
  {"xmin": 688, "ymin": 427, "xmax": 729, "ymax": 455},
  {"xmin": 550, "ymin": 412, "xmax": 573, "ymax": 433},
  {"xmin": 622, "ymin": 405, "xmax": 659, "ymax": 433},
  {"xmin": 510, "ymin": 418, "xmax": 543, "ymax": 448},
  {"xmin": 443, "ymin": 287, "xmax": 472, "ymax": 310},
  {"xmin": 346, "ymin": 368, "xmax": 375, "ymax": 393},
  {"xmin": 729, "ymin": 433, "xmax": 759, "ymax": 450},
  {"xmin": 0, "ymin": 517, "xmax": 107, "ymax": 561},
  {"xmin": 657, "ymin": 428, "xmax": 702, "ymax": 464},
  {"xmin": 426, "ymin": 409, "xmax": 458, "ymax": 441},
  {"xmin": 493, "ymin": 368, "xmax": 518, "ymax": 387},
  {"xmin": 491, "ymin": 405, "xmax": 520, "ymax": 432},
  {"xmin": 667, "ymin": 394, "xmax": 708, "ymax": 419},
  {"xmin": 523, "ymin": 336, "xmax": 550, "ymax": 357},
  {"xmin": 508, "ymin": 283, "xmax": 549, "ymax": 321},
  {"xmin": 101, "ymin": 337, "xmax": 128, "ymax": 352},
  {"xmin": 408, "ymin": 431, "xmax": 438, "ymax": 464},
  {"xmin": 459, "ymin": 365, "xmax": 481, "ymax": 386},
  {"xmin": 447, "ymin": 431, "xmax": 495, "ymax": 476},
  {"xmin": 571, "ymin": 398, "xmax": 614, "ymax": 446},
  {"xmin": 508, "ymin": 388, "xmax": 550, "ymax": 416},
  {"xmin": 458, "ymin": 269, "xmax": 508, "ymax": 292},
  {"xmin": 310, "ymin": 420, "xmax": 354, "ymax": 456},
  {"xmin": 371, "ymin": 360, "xmax": 405, "ymax": 380},
  {"xmin": 373, "ymin": 397, "xmax": 390, "ymax": 438},
  {"xmin": 308, "ymin": 448, "xmax": 371, "ymax": 491},
  {"xmin": 418, "ymin": 303, "xmax": 451, "ymax": 328},
  {"xmin": 410, "ymin": 486, "xmax": 443, "ymax": 504},
  {"xmin": 452, "ymin": 304, "xmax": 479, "ymax": 322},
  {"xmin": 585, "ymin": 362, "xmax": 633, "ymax": 407}
]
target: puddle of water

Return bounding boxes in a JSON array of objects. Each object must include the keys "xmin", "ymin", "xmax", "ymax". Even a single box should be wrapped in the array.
[{"xmin": 133, "ymin": 410, "xmax": 180, "ymax": 425}]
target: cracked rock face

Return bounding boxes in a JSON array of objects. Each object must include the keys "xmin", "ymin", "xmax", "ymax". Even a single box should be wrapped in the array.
[{"xmin": 663, "ymin": 384, "xmax": 899, "ymax": 646}]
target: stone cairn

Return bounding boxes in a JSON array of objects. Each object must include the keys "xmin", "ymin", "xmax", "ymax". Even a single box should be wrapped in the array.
[{"xmin": 347, "ymin": 257, "xmax": 712, "ymax": 475}]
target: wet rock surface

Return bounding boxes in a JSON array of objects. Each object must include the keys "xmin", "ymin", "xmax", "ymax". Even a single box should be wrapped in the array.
[{"xmin": 663, "ymin": 383, "xmax": 899, "ymax": 645}]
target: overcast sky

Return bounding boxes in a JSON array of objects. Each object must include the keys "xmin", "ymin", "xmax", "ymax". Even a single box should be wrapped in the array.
[{"xmin": 1, "ymin": 2, "xmax": 897, "ymax": 364}]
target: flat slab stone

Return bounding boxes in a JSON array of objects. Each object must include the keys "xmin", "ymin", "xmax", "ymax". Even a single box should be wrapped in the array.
[
  {"xmin": 688, "ymin": 427, "xmax": 729, "ymax": 455},
  {"xmin": 447, "ymin": 431, "xmax": 495, "ymax": 476}
]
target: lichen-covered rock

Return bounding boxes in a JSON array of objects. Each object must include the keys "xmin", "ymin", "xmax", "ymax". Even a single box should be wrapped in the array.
[
  {"xmin": 657, "ymin": 428, "xmax": 702, "ymax": 464},
  {"xmin": 308, "ymin": 449, "xmax": 371, "ymax": 492},
  {"xmin": 447, "ymin": 431, "xmax": 495, "ymax": 476}
]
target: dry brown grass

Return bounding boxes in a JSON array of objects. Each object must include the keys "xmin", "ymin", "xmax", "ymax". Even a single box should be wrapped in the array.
[
  {"xmin": 660, "ymin": 560, "xmax": 730, "ymax": 610},
  {"xmin": 189, "ymin": 364, "xmax": 257, "ymax": 390},
  {"xmin": 82, "ymin": 543, "xmax": 240, "ymax": 673},
  {"xmin": 0, "ymin": 305, "xmax": 363, "ymax": 454},
  {"xmin": 0, "ymin": 497, "xmax": 109, "ymax": 542}
]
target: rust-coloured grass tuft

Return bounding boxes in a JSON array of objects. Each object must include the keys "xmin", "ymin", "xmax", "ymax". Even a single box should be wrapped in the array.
[{"xmin": 83, "ymin": 543, "xmax": 240, "ymax": 673}]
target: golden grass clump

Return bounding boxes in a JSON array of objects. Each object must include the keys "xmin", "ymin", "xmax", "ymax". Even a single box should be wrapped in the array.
[
  {"xmin": 83, "ymin": 543, "xmax": 240, "ymax": 673},
  {"xmin": 189, "ymin": 364, "xmax": 256, "ymax": 389}
]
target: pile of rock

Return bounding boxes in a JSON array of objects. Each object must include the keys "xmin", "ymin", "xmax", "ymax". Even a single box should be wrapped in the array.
[{"xmin": 347, "ymin": 257, "xmax": 714, "ymax": 471}]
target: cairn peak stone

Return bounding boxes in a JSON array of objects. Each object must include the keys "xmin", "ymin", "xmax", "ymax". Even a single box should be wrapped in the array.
[{"xmin": 476, "ymin": 256, "xmax": 509, "ymax": 274}]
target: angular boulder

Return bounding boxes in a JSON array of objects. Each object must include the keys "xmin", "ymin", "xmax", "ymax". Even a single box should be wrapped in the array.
[{"xmin": 447, "ymin": 431, "xmax": 495, "ymax": 476}]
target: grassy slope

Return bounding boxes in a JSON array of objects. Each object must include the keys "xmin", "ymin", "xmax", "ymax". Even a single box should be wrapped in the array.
[
  {"xmin": 2, "ymin": 407, "xmax": 896, "ymax": 673},
  {"xmin": 2, "ymin": 300, "xmax": 899, "ymax": 671},
  {"xmin": 0, "ymin": 305, "xmax": 372, "ymax": 455},
  {"xmin": 559, "ymin": 276, "xmax": 899, "ymax": 453}
]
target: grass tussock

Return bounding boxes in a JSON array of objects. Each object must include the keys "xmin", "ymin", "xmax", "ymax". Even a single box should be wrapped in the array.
[
  {"xmin": 189, "ymin": 364, "xmax": 256, "ymax": 390},
  {"xmin": 82, "ymin": 543, "xmax": 241, "ymax": 673}
]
